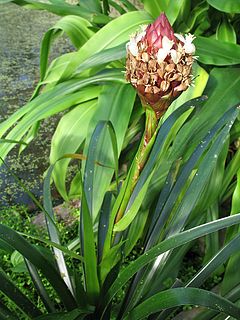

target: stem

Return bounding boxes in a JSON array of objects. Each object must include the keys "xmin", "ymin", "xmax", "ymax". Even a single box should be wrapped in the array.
[{"xmin": 114, "ymin": 106, "xmax": 158, "ymax": 224}]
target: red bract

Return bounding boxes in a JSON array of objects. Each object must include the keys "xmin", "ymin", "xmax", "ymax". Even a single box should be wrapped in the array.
[{"xmin": 144, "ymin": 13, "xmax": 176, "ymax": 52}]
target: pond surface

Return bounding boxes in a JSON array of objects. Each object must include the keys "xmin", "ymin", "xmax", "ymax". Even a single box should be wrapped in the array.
[{"xmin": 0, "ymin": 4, "xmax": 71, "ymax": 208}]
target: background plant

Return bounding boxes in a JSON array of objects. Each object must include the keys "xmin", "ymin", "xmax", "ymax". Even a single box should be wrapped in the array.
[{"xmin": 0, "ymin": 0, "xmax": 240, "ymax": 319}]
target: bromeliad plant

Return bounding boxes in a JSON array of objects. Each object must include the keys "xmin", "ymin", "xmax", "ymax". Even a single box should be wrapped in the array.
[{"xmin": 1, "ymin": 0, "xmax": 240, "ymax": 319}]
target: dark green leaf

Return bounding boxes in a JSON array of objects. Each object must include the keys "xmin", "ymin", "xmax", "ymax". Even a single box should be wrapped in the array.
[
  {"xmin": 141, "ymin": 0, "xmax": 184, "ymax": 24},
  {"xmin": 0, "ymin": 267, "xmax": 41, "ymax": 318},
  {"xmin": 195, "ymin": 36, "xmax": 240, "ymax": 65},
  {"xmin": 44, "ymin": 165, "xmax": 74, "ymax": 295},
  {"xmin": 124, "ymin": 288, "xmax": 240, "ymax": 319},
  {"xmin": 0, "ymin": 224, "xmax": 77, "ymax": 310},
  {"xmin": 25, "ymin": 260, "xmax": 56, "ymax": 313},
  {"xmin": 207, "ymin": 0, "xmax": 240, "ymax": 13},
  {"xmin": 216, "ymin": 18, "xmax": 237, "ymax": 43},
  {"xmin": 98, "ymin": 214, "xmax": 240, "ymax": 317}
]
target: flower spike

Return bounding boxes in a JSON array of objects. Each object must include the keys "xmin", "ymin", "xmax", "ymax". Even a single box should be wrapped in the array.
[{"xmin": 126, "ymin": 13, "xmax": 196, "ymax": 118}]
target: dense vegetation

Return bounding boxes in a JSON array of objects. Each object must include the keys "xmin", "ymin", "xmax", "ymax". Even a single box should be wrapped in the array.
[{"xmin": 0, "ymin": 0, "xmax": 240, "ymax": 319}]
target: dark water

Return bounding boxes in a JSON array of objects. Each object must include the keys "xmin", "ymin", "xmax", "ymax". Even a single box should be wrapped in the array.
[{"xmin": 0, "ymin": 4, "xmax": 72, "ymax": 208}]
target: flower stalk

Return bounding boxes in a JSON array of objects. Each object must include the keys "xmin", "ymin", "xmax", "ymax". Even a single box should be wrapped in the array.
[{"xmin": 114, "ymin": 12, "xmax": 196, "ymax": 226}]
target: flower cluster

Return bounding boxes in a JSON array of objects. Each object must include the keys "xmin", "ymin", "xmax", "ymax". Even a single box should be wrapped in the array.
[{"xmin": 126, "ymin": 13, "xmax": 196, "ymax": 118}]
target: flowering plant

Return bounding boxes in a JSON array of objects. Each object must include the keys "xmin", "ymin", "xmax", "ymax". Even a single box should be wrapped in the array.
[{"xmin": 0, "ymin": 1, "xmax": 240, "ymax": 319}]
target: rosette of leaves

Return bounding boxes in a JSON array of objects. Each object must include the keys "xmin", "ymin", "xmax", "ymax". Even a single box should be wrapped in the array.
[{"xmin": 0, "ymin": 1, "xmax": 240, "ymax": 318}]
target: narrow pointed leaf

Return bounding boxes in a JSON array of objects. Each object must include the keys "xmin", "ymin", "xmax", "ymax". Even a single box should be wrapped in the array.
[{"xmin": 124, "ymin": 288, "xmax": 240, "ymax": 320}]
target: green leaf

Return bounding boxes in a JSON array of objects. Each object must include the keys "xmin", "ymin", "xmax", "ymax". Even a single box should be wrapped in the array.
[
  {"xmin": 0, "ymin": 69, "xmax": 124, "ymax": 160},
  {"xmin": 168, "ymin": 63, "xmax": 209, "ymax": 113},
  {"xmin": 40, "ymin": 15, "xmax": 94, "ymax": 80},
  {"xmin": 50, "ymin": 99, "xmax": 97, "ymax": 200},
  {"xmin": 12, "ymin": 0, "xmax": 111, "ymax": 23},
  {"xmin": 44, "ymin": 11, "xmax": 152, "ymax": 83},
  {"xmin": 79, "ymin": 170, "xmax": 100, "ymax": 304},
  {"xmin": 44, "ymin": 164, "xmax": 74, "ymax": 295},
  {"xmin": 99, "ymin": 214, "xmax": 240, "ymax": 317},
  {"xmin": 221, "ymin": 170, "xmax": 240, "ymax": 296},
  {"xmin": 25, "ymin": 260, "xmax": 56, "ymax": 313},
  {"xmin": 170, "ymin": 67, "xmax": 240, "ymax": 162},
  {"xmin": 74, "ymin": 43, "xmax": 126, "ymax": 76},
  {"xmin": 10, "ymin": 250, "xmax": 26, "ymax": 270},
  {"xmin": 35, "ymin": 308, "xmax": 91, "ymax": 319},
  {"xmin": 124, "ymin": 288, "xmax": 240, "ymax": 319},
  {"xmin": 216, "ymin": 18, "xmax": 237, "ymax": 43},
  {"xmin": 188, "ymin": 234, "xmax": 240, "ymax": 288},
  {"xmin": 207, "ymin": 0, "xmax": 240, "ymax": 13},
  {"xmin": 78, "ymin": 0, "xmax": 101, "ymax": 12},
  {"xmin": 83, "ymin": 84, "xmax": 136, "ymax": 221},
  {"xmin": 0, "ymin": 138, "xmax": 27, "ymax": 145},
  {"xmin": 0, "ymin": 301, "xmax": 16, "ymax": 320},
  {"xmin": 120, "ymin": 105, "xmax": 238, "ymax": 313},
  {"xmin": 0, "ymin": 224, "xmax": 77, "ymax": 310},
  {"xmin": 195, "ymin": 36, "xmax": 240, "ymax": 65},
  {"xmin": 141, "ymin": 0, "xmax": 185, "ymax": 24},
  {"xmin": 0, "ymin": 267, "xmax": 41, "ymax": 318}
]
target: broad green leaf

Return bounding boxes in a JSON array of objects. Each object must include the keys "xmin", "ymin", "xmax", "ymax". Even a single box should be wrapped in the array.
[
  {"xmin": 50, "ymin": 99, "xmax": 97, "ymax": 200},
  {"xmin": 141, "ymin": 0, "xmax": 185, "ymax": 24},
  {"xmin": 216, "ymin": 18, "xmax": 237, "ymax": 43},
  {"xmin": 178, "ymin": 0, "xmax": 209, "ymax": 33},
  {"xmin": 98, "ymin": 214, "xmax": 240, "ymax": 317},
  {"xmin": 12, "ymin": 0, "xmax": 111, "ymax": 23},
  {"xmin": 207, "ymin": 0, "xmax": 240, "ymax": 13},
  {"xmin": 44, "ymin": 11, "xmax": 152, "ymax": 83},
  {"xmin": 83, "ymin": 84, "xmax": 136, "ymax": 221},
  {"xmin": 0, "ymin": 69, "xmax": 124, "ymax": 160},
  {"xmin": 74, "ymin": 43, "xmax": 126, "ymax": 76},
  {"xmin": 124, "ymin": 288, "xmax": 240, "ymax": 319},
  {"xmin": 40, "ymin": 15, "xmax": 94, "ymax": 80},
  {"xmin": 78, "ymin": 0, "xmax": 101, "ymax": 12},
  {"xmin": 195, "ymin": 36, "xmax": 240, "ymax": 65}
]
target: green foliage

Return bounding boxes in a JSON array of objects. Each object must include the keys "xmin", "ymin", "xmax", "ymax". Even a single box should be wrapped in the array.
[{"xmin": 0, "ymin": 0, "xmax": 240, "ymax": 319}]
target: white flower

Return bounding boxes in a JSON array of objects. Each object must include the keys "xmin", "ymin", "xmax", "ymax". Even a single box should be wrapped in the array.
[
  {"xmin": 157, "ymin": 36, "xmax": 174, "ymax": 63},
  {"xmin": 175, "ymin": 33, "xmax": 196, "ymax": 54},
  {"xmin": 170, "ymin": 49, "xmax": 180, "ymax": 64},
  {"xmin": 126, "ymin": 37, "xmax": 139, "ymax": 56},
  {"xmin": 126, "ymin": 26, "xmax": 147, "ymax": 56}
]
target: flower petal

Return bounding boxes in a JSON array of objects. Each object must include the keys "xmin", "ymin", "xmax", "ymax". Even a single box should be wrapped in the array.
[
  {"xmin": 162, "ymin": 36, "xmax": 174, "ymax": 51},
  {"xmin": 157, "ymin": 48, "xmax": 168, "ymax": 63},
  {"xmin": 170, "ymin": 49, "xmax": 179, "ymax": 64},
  {"xmin": 174, "ymin": 33, "xmax": 185, "ymax": 43},
  {"xmin": 184, "ymin": 42, "xmax": 195, "ymax": 54},
  {"xmin": 127, "ymin": 39, "xmax": 139, "ymax": 56}
]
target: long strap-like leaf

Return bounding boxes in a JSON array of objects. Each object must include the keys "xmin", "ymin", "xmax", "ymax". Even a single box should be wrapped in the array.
[
  {"xmin": 98, "ymin": 214, "xmax": 240, "ymax": 318},
  {"xmin": 0, "ymin": 225, "xmax": 77, "ymax": 310},
  {"xmin": 123, "ymin": 287, "xmax": 240, "ymax": 320}
]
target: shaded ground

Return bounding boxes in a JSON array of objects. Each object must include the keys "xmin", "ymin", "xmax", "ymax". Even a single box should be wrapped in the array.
[{"xmin": 0, "ymin": 3, "xmax": 72, "ymax": 207}]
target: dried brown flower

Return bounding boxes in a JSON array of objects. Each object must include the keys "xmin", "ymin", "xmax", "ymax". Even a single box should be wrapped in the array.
[{"xmin": 126, "ymin": 13, "xmax": 196, "ymax": 118}]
